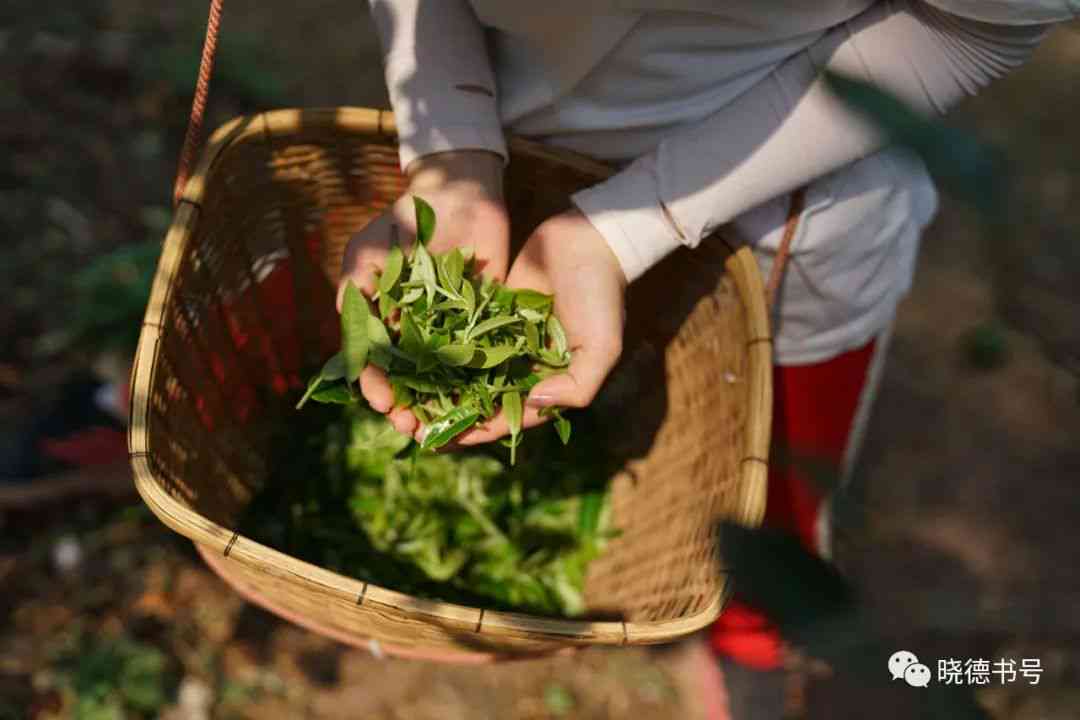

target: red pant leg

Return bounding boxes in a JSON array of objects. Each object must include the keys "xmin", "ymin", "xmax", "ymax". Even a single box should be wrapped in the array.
[{"xmin": 710, "ymin": 337, "xmax": 879, "ymax": 670}]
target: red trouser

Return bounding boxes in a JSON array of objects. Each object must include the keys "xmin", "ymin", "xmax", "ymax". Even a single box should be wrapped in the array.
[{"xmin": 709, "ymin": 336, "xmax": 882, "ymax": 670}]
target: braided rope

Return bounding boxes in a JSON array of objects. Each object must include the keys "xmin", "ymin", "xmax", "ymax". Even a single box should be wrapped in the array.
[
  {"xmin": 173, "ymin": 0, "xmax": 224, "ymax": 207},
  {"xmin": 765, "ymin": 187, "xmax": 806, "ymax": 313}
]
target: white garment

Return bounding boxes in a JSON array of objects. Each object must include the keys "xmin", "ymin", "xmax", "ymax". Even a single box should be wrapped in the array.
[{"xmin": 367, "ymin": 0, "xmax": 1065, "ymax": 363}]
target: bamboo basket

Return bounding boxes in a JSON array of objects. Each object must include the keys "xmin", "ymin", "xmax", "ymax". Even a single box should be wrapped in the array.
[{"xmin": 130, "ymin": 107, "xmax": 772, "ymax": 662}]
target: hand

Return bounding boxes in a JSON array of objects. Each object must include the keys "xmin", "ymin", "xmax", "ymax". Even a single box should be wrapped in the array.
[
  {"xmin": 453, "ymin": 209, "xmax": 628, "ymax": 446},
  {"xmin": 337, "ymin": 150, "xmax": 509, "ymax": 435}
]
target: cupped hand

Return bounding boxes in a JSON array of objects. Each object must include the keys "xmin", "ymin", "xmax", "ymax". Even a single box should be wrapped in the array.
[
  {"xmin": 452, "ymin": 208, "xmax": 628, "ymax": 446},
  {"xmin": 337, "ymin": 150, "xmax": 509, "ymax": 436}
]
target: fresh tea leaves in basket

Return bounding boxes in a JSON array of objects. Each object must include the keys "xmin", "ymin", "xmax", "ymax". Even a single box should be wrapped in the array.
[
  {"xmin": 297, "ymin": 197, "xmax": 572, "ymax": 463},
  {"xmin": 240, "ymin": 401, "xmax": 619, "ymax": 617},
  {"xmin": 249, "ymin": 196, "xmax": 618, "ymax": 617}
]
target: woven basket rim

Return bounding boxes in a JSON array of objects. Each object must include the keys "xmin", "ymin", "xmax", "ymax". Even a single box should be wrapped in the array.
[{"xmin": 130, "ymin": 106, "xmax": 770, "ymax": 648}]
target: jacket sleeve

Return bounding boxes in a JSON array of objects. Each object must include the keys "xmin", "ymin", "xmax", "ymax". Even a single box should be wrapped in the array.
[
  {"xmin": 368, "ymin": 0, "xmax": 507, "ymax": 171},
  {"xmin": 571, "ymin": 0, "xmax": 1056, "ymax": 283}
]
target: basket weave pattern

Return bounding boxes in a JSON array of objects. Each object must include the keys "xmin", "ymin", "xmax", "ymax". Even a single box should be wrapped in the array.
[{"xmin": 131, "ymin": 107, "xmax": 771, "ymax": 658}]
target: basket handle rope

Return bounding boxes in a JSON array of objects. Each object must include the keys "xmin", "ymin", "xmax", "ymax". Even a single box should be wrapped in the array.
[
  {"xmin": 764, "ymin": 187, "xmax": 805, "ymax": 313},
  {"xmin": 172, "ymin": 0, "xmax": 801, "ymax": 311},
  {"xmin": 173, "ymin": 0, "xmax": 224, "ymax": 208}
]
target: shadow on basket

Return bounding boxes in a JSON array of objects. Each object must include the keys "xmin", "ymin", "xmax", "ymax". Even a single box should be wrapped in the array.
[{"xmin": 129, "ymin": 107, "xmax": 771, "ymax": 662}]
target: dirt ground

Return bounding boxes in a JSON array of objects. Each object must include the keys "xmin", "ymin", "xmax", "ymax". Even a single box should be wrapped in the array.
[{"xmin": 1, "ymin": 2, "xmax": 1078, "ymax": 719}]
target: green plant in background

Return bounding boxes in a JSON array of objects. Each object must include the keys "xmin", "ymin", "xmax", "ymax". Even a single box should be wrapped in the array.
[
  {"xmin": 135, "ymin": 31, "xmax": 289, "ymax": 109},
  {"xmin": 46, "ymin": 629, "xmax": 173, "ymax": 719},
  {"xmin": 300, "ymin": 197, "xmax": 572, "ymax": 462},
  {"xmin": 36, "ymin": 239, "xmax": 160, "ymax": 361}
]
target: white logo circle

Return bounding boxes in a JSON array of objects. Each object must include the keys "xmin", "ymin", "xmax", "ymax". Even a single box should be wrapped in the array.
[
  {"xmin": 888, "ymin": 650, "xmax": 920, "ymax": 681},
  {"xmin": 904, "ymin": 663, "xmax": 932, "ymax": 688}
]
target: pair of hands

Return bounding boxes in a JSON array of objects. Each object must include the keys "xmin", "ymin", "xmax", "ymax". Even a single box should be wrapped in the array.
[{"xmin": 337, "ymin": 150, "xmax": 627, "ymax": 447}]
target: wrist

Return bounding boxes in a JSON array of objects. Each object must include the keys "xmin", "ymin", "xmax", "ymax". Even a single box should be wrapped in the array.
[
  {"xmin": 571, "ymin": 168, "xmax": 685, "ymax": 285},
  {"xmin": 405, "ymin": 150, "xmax": 505, "ymax": 200}
]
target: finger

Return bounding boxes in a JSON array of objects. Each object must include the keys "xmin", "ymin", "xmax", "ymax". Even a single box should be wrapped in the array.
[
  {"xmin": 526, "ymin": 341, "xmax": 621, "ymax": 410},
  {"xmin": 471, "ymin": 243, "xmax": 509, "ymax": 283},
  {"xmin": 454, "ymin": 410, "xmax": 508, "ymax": 445},
  {"xmin": 337, "ymin": 215, "xmax": 404, "ymax": 310},
  {"xmin": 454, "ymin": 405, "xmax": 549, "ymax": 446},
  {"xmin": 425, "ymin": 199, "xmax": 510, "ymax": 282},
  {"xmin": 359, "ymin": 364, "xmax": 394, "ymax": 414},
  {"xmin": 519, "ymin": 405, "xmax": 552, "ymax": 431},
  {"xmin": 470, "ymin": 209, "xmax": 511, "ymax": 281},
  {"xmin": 336, "ymin": 263, "xmax": 382, "ymax": 311},
  {"xmin": 388, "ymin": 406, "xmax": 418, "ymax": 436},
  {"xmin": 504, "ymin": 253, "xmax": 553, "ymax": 296}
]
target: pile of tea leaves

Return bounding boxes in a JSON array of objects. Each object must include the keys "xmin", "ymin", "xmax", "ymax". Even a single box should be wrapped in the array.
[
  {"xmin": 298, "ymin": 197, "xmax": 572, "ymax": 463},
  {"xmin": 240, "ymin": 401, "xmax": 619, "ymax": 617}
]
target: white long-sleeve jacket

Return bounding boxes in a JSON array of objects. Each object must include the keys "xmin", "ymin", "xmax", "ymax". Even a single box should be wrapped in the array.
[{"xmin": 367, "ymin": 0, "xmax": 1071, "ymax": 363}]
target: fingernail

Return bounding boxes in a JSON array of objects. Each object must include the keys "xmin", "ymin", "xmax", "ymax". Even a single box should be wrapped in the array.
[{"xmin": 526, "ymin": 393, "xmax": 556, "ymax": 409}]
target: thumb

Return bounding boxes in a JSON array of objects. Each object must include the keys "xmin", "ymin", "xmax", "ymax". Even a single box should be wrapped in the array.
[
  {"xmin": 526, "ymin": 343, "xmax": 620, "ymax": 410},
  {"xmin": 337, "ymin": 217, "xmax": 396, "ymax": 311}
]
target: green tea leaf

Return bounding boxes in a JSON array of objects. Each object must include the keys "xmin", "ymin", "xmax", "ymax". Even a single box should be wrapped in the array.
[
  {"xmin": 380, "ymin": 244, "xmax": 405, "ymax": 296},
  {"xmin": 461, "ymin": 277, "xmax": 476, "ymax": 316},
  {"xmin": 467, "ymin": 315, "xmax": 520, "ymax": 342},
  {"xmin": 437, "ymin": 248, "xmax": 465, "ymax": 295},
  {"xmin": 519, "ymin": 308, "xmax": 547, "ymax": 324},
  {"xmin": 503, "ymin": 391, "xmax": 523, "ymax": 465},
  {"xmin": 416, "ymin": 352, "xmax": 438, "ymax": 374},
  {"xmin": 490, "ymin": 286, "xmax": 516, "ymax": 315},
  {"xmin": 411, "ymin": 403, "xmax": 433, "ymax": 426},
  {"xmin": 367, "ymin": 315, "xmax": 394, "ymax": 370},
  {"xmin": 296, "ymin": 352, "xmax": 351, "ymax": 408},
  {"xmin": 431, "ymin": 295, "xmax": 469, "ymax": 313},
  {"xmin": 547, "ymin": 315, "xmax": 568, "ymax": 357},
  {"xmin": 473, "ymin": 381, "xmax": 494, "ymax": 417},
  {"xmin": 551, "ymin": 408, "xmax": 572, "ymax": 445},
  {"xmin": 525, "ymin": 321, "xmax": 540, "ymax": 354},
  {"xmin": 399, "ymin": 311, "xmax": 425, "ymax": 356},
  {"xmin": 471, "ymin": 344, "xmax": 518, "ymax": 369},
  {"xmin": 378, "ymin": 291, "xmax": 395, "ymax": 320},
  {"xmin": 390, "ymin": 380, "xmax": 415, "ymax": 408},
  {"xmin": 538, "ymin": 349, "xmax": 571, "ymax": 368},
  {"xmin": 421, "ymin": 405, "xmax": 481, "ymax": 450},
  {"xmin": 400, "ymin": 287, "xmax": 423, "ymax": 304},
  {"xmin": 320, "ymin": 352, "xmax": 347, "ymax": 381},
  {"xmin": 435, "ymin": 343, "xmax": 476, "ymax": 367},
  {"xmin": 295, "ymin": 374, "xmax": 324, "ymax": 410},
  {"xmin": 413, "ymin": 241, "xmax": 439, "ymax": 308},
  {"xmin": 311, "ymin": 383, "xmax": 355, "ymax": 404},
  {"xmin": 413, "ymin": 196, "xmax": 436, "ymax": 247},
  {"xmin": 408, "ymin": 239, "xmax": 438, "ymax": 310},
  {"xmin": 341, "ymin": 282, "xmax": 370, "ymax": 382},
  {"xmin": 514, "ymin": 289, "xmax": 553, "ymax": 311}
]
